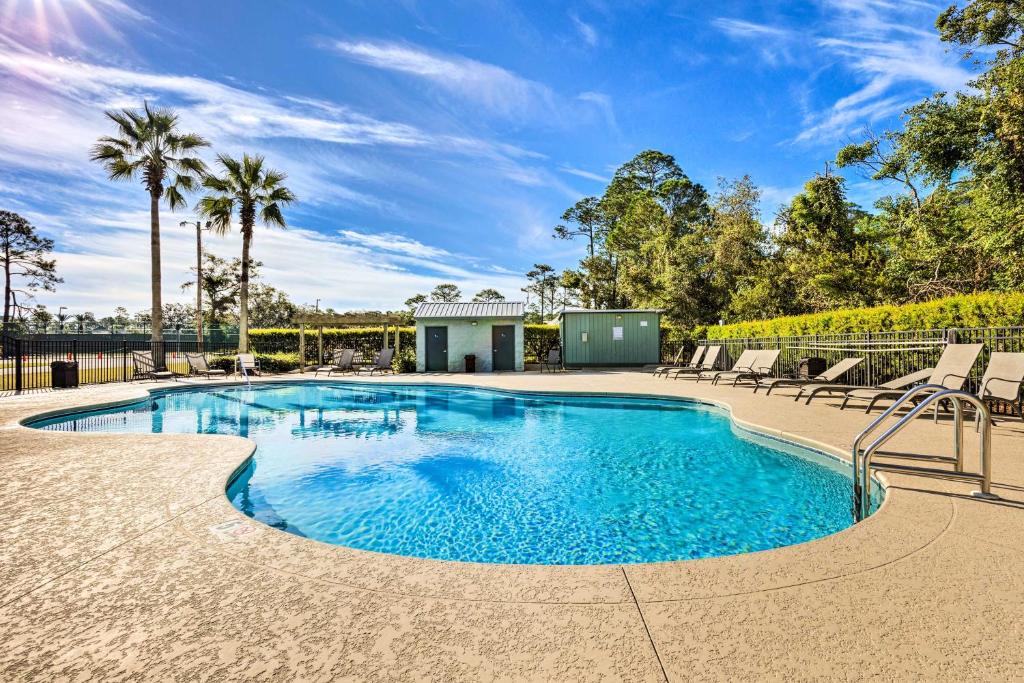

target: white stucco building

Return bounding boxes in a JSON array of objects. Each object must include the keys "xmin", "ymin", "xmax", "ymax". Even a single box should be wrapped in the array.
[{"xmin": 413, "ymin": 302, "xmax": 525, "ymax": 373}]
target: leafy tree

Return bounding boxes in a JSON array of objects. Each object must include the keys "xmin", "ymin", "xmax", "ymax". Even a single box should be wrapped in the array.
[
  {"xmin": 29, "ymin": 305, "xmax": 52, "ymax": 330},
  {"xmin": 1, "ymin": 210, "xmax": 61, "ymax": 331},
  {"xmin": 90, "ymin": 102, "xmax": 208, "ymax": 353},
  {"xmin": 247, "ymin": 284, "xmax": 297, "ymax": 327},
  {"xmin": 404, "ymin": 293, "xmax": 427, "ymax": 311},
  {"xmin": 773, "ymin": 173, "xmax": 883, "ymax": 311},
  {"xmin": 472, "ymin": 288, "xmax": 506, "ymax": 302},
  {"xmin": 524, "ymin": 264, "xmax": 558, "ymax": 320},
  {"xmin": 199, "ymin": 153, "xmax": 295, "ymax": 353},
  {"xmin": 429, "ymin": 283, "xmax": 462, "ymax": 302},
  {"xmin": 182, "ymin": 253, "xmax": 259, "ymax": 327}
]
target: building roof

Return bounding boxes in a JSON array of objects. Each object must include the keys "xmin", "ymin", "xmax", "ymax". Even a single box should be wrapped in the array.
[
  {"xmin": 414, "ymin": 301, "xmax": 525, "ymax": 319},
  {"xmin": 555, "ymin": 307, "xmax": 663, "ymax": 319}
]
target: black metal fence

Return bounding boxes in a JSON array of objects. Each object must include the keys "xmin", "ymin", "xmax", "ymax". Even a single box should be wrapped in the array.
[
  {"xmin": 661, "ymin": 326, "xmax": 1024, "ymax": 396},
  {"xmin": 0, "ymin": 336, "xmax": 303, "ymax": 392}
]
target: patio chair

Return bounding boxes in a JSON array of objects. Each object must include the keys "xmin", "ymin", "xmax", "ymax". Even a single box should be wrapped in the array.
[
  {"xmin": 235, "ymin": 353, "xmax": 261, "ymax": 377},
  {"xmin": 975, "ymin": 352, "xmax": 1024, "ymax": 420},
  {"xmin": 130, "ymin": 349, "xmax": 175, "ymax": 382},
  {"xmin": 946, "ymin": 351, "xmax": 1024, "ymax": 423},
  {"xmin": 184, "ymin": 352, "xmax": 227, "ymax": 379},
  {"xmin": 841, "ymin": 343, "xmax": 984, "ymax": 413},
  {"xmin": 666, "ymin": 345, "xmax": 721, "ymax": 379},
  {"xmin": 797, "ymin": 367, "xmax": 933, "ymax": 405},
  {"xmin": 653, "ymin": 345, "xmax": 704, "ymax": 377},
  {"xmin": 315, "ymin": 348, "xmax": 355, "ymax": 377},
  {"xmin": 753, "ymin": 357, "xmax": 864, "ymax": 396},
  {"xmin": 541, "ymin": 348, "xmax": 562, "ymax": 372},
  {"xmin": 357, "ymin": 347, "xmax": 395, "ymax": 375},
  {"xmin": 696, "ymin": 349, "xmax": 757, "ymax": 383},
  {"xmin": 713, "ymin": 349, "xmax": 781, "ymax": 386}
]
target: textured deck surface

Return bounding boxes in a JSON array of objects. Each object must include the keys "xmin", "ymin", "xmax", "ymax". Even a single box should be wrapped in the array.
[{"xmin": 1, "ymin": 371, "xmax": 1022, "ymax": 681}]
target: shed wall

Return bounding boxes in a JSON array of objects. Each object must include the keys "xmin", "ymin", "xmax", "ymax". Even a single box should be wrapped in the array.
[
  {"xmin": 561, "ymin": 312, "xmax": 660, "ymax": 366},
  {"xmin": 415, "ymin": 318, "xmax": 524, "ymax": 372}
]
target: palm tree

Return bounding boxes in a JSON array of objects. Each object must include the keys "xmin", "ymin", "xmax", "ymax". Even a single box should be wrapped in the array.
[
  {"xmin": 198, "ymin": 153, "xmax": 295, "ymax": 353},
  {"xmin": 90, "ymin": 102, "xmax": 208, "ymax": 363}
]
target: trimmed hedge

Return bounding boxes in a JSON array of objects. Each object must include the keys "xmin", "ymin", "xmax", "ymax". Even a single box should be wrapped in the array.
[
  {"xmin": 703, "ymin": 292, "xmax": 1024, "ymax": 339},
  {"xmin": 524, "ymin": 324, "xmax": 560, "ymax": 363}
]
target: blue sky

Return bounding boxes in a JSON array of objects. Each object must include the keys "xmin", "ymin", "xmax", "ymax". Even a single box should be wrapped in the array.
[{"xmin": 0, "ymin": 0, "xmax": 976, "ymax": 315}]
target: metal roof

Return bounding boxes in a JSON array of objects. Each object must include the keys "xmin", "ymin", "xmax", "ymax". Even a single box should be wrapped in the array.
[
  {"xmin": 414, "ymin": 301, "xmax": 525, "ymax": 319},
  {"xmin": 556, "ymin": 307, "xmax": 663, "ymax": 319}
]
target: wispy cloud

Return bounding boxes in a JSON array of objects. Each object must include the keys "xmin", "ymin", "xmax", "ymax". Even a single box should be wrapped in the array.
[
  {"xmin": 712, "ymin": 18, "xmax": 791, "ymax": 40},
  {"xmin": 712, "ymin": 4, "xmax": 975, "ymax": 145},
  {"xmin": 559, "ymin": 166, "xmax": 608, "ymax": 183},
  {"xmin": 570, "ymin": 14, "xmax": 599, "ymax": 47},
  {"xmin": 31, "ymin": 209, "xmax": 526, "ymax": 313},
  {"xmin": 327, "ymin": 39, "xmax": 557, "ymax": 120}
]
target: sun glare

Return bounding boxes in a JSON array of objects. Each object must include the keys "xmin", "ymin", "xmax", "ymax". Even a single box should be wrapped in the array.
[{"xmin": 1, "ymin": 0, "xmax": 123, "ymax": 47}]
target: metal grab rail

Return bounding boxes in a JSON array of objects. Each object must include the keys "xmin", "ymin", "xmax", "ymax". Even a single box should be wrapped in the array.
[
  {"xmin": 852, "ymin": 387, "xmax": 998, "ymax": 521},
  {"xmin": 850, "ymin": 384, "xmax": 948, "ymax": 520}
]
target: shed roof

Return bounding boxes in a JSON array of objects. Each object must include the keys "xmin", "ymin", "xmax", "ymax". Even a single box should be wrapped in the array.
[
  {"xmin": 414, "ymin": 301, "xmax": 525, "ymax": 319},
  {"xmin": 555, "ymin": 307, "xmax": 663, "ymax": 319}
]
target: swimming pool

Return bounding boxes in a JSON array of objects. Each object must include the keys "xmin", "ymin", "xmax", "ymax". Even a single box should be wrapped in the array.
[{"xmin": 32, "ymin": 382, "xmax": 874, "ymax": 565}]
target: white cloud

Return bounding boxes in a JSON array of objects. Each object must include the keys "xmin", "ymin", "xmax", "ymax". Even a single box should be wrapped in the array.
[
  {"xmin": 559, "ymin": 166, "xmax": 608, "ymax": 183},
  {"xmin": 712, "ymin": 18, "xmax": 792, "ymax": 40},
  {"xmin": 328, "ymin": 39, "xmax": 557, "ymax": 120},
  {"xmin": 712, "ymin": 4, "xmax": 975, "ymax": 145},
  {"xmin": 570, "ymin": 14, "xmax": 599, "ymax": 47},
  {"xmin": 29, "ymin": 209, "xmax": 526, "ymax": 314}
]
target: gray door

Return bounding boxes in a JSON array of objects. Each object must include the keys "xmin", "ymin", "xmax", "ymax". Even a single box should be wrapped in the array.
[
  {"xmin": 425, "ymin": 326, "xmax": 448, "ymax": 371},
  {"xmin": 492, "ymin": 325, "xmax": 515, "ymax": 371}
]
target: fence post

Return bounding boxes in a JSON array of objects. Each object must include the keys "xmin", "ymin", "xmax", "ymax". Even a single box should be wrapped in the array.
[
  {"xmin": 122, "ymin": 340, "xmax": 128, "ymax": 382},
  {"xmin": 14, "ymin": 338, "xmax": 22, "ymax": 393}
]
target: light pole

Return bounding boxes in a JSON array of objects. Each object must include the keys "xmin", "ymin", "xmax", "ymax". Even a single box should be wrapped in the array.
[{"xmin": 181, "ymin": 220, "xmax": 211, "ymax": 350}]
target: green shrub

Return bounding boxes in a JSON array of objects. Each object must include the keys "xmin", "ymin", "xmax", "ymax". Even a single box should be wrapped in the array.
[
  {"xmin": 704, "ymin": 292, "xmax": 1024, "ymax": 339},
  {"xmin": 209, "ymin": 351, "xmax": 302, "ymax": 374},
  {"xmin": 524, "ymin": 324, "xmax": 560, "ymax": 362},
  {"xmin": 249, "ymin": 327, "xmax": 415, "ymax": 363}
]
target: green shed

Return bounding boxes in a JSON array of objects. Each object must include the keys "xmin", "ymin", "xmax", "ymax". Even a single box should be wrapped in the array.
[{"xmin": 557, "ymin": 308, "xmax": 662, "ymax": 367}]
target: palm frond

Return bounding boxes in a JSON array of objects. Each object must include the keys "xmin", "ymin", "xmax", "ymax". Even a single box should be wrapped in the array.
[
  {"xmin": 197, "ymin": 195, "xmax": 235, "ymax": 235},
  {"xmin": 201, "ymin": 173, "xmax": 233, "ymax": 193},
  {"xmin": 164, "ymin": 184, "xmax": 187, "ymax": 210},
  {"xmin": 260, "ymin": 203, "xmax": 288, "ymax": 228}
]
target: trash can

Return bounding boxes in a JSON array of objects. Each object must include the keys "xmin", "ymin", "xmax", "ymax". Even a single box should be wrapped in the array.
[
  {"xmin": 50, "ymin": 361, "xmax": 80, "ymax": 389},
  {"xmin": 797, "ymin": 357, "xmax": 827, "ymax": 379},
  {"xmin": 464, "ymin": 354, "xmax": 476, "ymax": 373}
]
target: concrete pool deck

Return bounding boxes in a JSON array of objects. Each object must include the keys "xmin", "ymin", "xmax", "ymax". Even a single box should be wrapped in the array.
[{"xmin": 1, "ymin": 371, "xmax": 1022, "ymax": 680}]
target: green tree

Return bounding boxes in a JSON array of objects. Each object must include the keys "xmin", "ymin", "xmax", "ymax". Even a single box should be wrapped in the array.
[
  {"xmin": 404, "ymin": 293, "xmax": 427, "ymax": 311},
  {"xmin": 248, "ymin": 284, "xmax": 296, "ymax": 327},
  {"xmin": 472, "ymin": 288, "xmax": 506, "ymax": 302},
  {"xmin": 774, "ymin": 174, "xmax": 883, "ymax": 311},
  {"xmin": 90, "ymin": 102, "xmax": 208, "ymax": 354},
  {"xmin": 429, "ymin": 283, "xmax": 462, "ymax": 302},
  {"xmin": 182, "ymin": 253, "xmax": 258, "ymax": 327},
  {"xmin": 0, "ymin": 210, "xmax": 61, "ymax": 331},
  {"xmin": 199, "ymin": 153, "xmax": 295, "ymax": 353}
]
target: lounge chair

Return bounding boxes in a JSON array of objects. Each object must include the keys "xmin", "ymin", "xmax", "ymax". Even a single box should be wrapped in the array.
[
  {"xmin": 753, "ymin": 357, "xmax": 864, "ymax": 396},
  {"xmin": 841, "ymin": 343, "xmax": 984, "ymax": 413},
  {"xmin": 666, "ymin": 345, "xmax": 721, "ymax": 379},
  {"xmin": 713, "ymin": 349, "xmax": 781, "ymax": 386},
  {"xmin": 797, "ymin": 367, "xmax": 933, "ymax": 405},
  {"xmin": 653, "ymin": 345, "xmax": 704, "ymax": 377},
  {"xmin": 357, "ymin": 347, "xmax": 395, "ymax": 375},
  {"xmin": 696, "ymin": 349, "xmax": 756, "ymax": 383},
  {"xmin": 130, "ymin": 349, "xmax": 175, "ymax": 382},
  {"xmin": 184, "ymin": 352, "xmax": 227, "ymax": 379},
  {"xmin": 315, "ymin": 348, "xmax": 355, "ymax": 377},
  {"xmin": 235, "ymin": 353, "xmax": 261, "ymax": 377},
  {"xmin": 541, "ymin": 348, "xmax": 562, "ymax": 372},
  {"xmin": 975, "ymin": 352, "xmax": 1024, "ymax": 420}
]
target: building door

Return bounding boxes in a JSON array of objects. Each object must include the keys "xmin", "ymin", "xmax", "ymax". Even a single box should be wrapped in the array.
[
  {"xmin": 492, "ymin": 325, "xmax": 515, "ymax": 371},
  {"xmin": 425, "ymin": 326, "xmax": 448, "ymax": 371}
]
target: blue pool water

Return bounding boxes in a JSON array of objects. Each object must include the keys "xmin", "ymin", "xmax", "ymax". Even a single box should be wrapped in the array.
[{"xmin": 33, "ymin": 383, "xmax": 871, "ymax": 565}]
